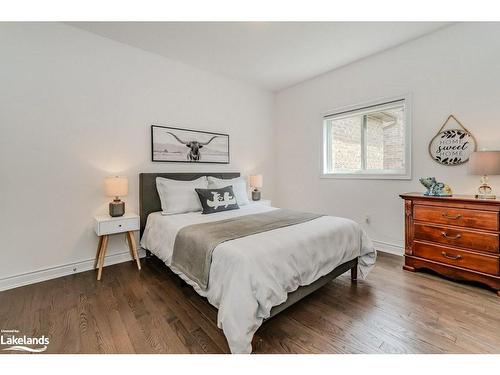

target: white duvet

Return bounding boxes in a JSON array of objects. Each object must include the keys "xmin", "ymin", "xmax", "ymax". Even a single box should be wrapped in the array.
[{"xmin": 140, "ymin": 204, "xmax": 376, "ymax": 353}]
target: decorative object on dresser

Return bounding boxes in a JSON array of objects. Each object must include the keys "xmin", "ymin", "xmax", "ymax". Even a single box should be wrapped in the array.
[
  {"xmin": 400, "ymin": 193, "xmax": 500, "ymax": 296},
  {"xmin": 151, "ymin": 125, "xmax": 229, "ymax": 163},
  {"xmin": 419, "ymin": 177, "xmax": 452, "ymax": 197},
  {"xmin": 94, "ymin": 213, "xmax": 141, "ymax": 280},
  {"xmin": 428, "ymin": 114, "xmax": 476, "ymax": 166},
  {"xmin": 250, "ymin": 174, "xmax": 263, "ymax": 201},
  {"xmin": 468, "ymin": 151, "xmax": 500, "ymax": 199},
  {"xmin": 104, "ymin": 176, "xmax": 128, "ymax": 217}
]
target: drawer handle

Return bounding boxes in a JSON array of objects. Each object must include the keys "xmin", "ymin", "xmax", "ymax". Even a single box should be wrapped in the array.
[
  {"xmin": 442, "ymin": 213, "xmax": 462, "ymax": 220},
  {"xmin": 441, "ymin": 251, "xmax": 462, "ymax": 260},
  {"xmin": 441, "ymin": 231, "xmax": 462, "ymax": 240}
]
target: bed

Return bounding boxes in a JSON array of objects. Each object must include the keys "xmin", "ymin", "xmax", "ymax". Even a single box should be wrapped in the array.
[{"xmin": 139, "ymin": 172, "xmax": 376, "ymax": 353}]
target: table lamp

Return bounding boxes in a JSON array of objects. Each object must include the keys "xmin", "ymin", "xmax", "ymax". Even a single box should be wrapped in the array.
[
  {"xmin": 250, "ymin": 174, "xmax": 263, "ymax": 201},
  {"xmin": 468, "ymin": 151, "xmax": 500, "ymax": 199},
  {"xmin": 104, "ymin": 176, "xmax": 128, "ymax": 216}
]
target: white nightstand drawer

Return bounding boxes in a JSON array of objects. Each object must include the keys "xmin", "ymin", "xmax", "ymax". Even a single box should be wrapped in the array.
[{"xmin": 95, "ymin": 215, "xmax": 140, "ymax": 236}]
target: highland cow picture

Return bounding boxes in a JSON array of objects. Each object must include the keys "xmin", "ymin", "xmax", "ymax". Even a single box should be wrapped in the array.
[{"xmin": 151, "ymin": 125, "xmax": 229, "ymax": 163}]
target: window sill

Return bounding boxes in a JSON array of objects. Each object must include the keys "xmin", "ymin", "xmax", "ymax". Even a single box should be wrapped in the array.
[{"xmin": 320, "ymin": 172, "xmax": 411, "ymax": 180}]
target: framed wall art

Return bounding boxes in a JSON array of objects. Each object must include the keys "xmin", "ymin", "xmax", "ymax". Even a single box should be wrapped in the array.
[
  {"xmin": 151, "ymin": 125, "xmax": 230, "ymax": 164},
  {"xmin": 428, "ymin": 115, "xmax": 476, "ymax": 166}
]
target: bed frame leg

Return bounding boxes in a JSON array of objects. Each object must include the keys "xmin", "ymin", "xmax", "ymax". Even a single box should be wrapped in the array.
[{"xmin": 351, "ymin": 259, "xmax": 358, "ymax": 283}]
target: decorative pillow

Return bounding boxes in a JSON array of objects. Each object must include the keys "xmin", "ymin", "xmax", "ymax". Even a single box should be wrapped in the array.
[
  {"xmin": 156, "ymin": 176, "xmax": 208, "ymax": 215},
  {"xmin": 207, "ymin": 176, "xmax": 250, "ymax": 206},
  {"xmin": 195, "ymin": 186, "xmax": 240, "ymax": 214}
]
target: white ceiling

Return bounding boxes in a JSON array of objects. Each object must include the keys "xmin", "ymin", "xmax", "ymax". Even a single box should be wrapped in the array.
[{"xmin": 69, "ymin": 22, "xmax": 452, "ymax": 92}]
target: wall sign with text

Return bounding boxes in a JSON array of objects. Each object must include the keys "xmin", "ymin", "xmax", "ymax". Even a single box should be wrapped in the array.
[{"xmin": 428, "ymin": 115, "xmax": 477, "ymax": 166}]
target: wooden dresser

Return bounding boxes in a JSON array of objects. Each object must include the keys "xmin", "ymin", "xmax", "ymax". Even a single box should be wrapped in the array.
[{"xmin": 400, "ymin": 193, "xmax": 500, "ymax": 296}]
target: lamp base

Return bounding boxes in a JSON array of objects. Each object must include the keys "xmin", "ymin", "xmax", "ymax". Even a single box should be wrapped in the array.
[
  {"xmin": 475, "ymin": 177, "xmax": 495, "ymax": 200},
  {"xmin": 475, "ymin": 194, "xmax": 497, "ymax": 200},
  {"xmin": 109, "ymin": 199, "xmax": 125, "ymax": 217},
  {"xmin": 252, "ymin": 189, "xmax": 261, "ymax": 201}
]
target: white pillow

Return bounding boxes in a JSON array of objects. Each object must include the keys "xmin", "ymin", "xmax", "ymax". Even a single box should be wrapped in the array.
[
  {"xmin": 207, "ymin": 176, "xmax": 250, "ymax": 206},
  {"xmin": 156, "ymin": 176, "xmax": 208, "ymax": 214}
]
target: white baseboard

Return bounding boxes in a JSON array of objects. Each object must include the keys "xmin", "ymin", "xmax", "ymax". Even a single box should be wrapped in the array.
[
  {"xmin": 0, "ymin": 249, "xmax": 146, "ymax": 292},
  {"xmin": 373, "ymin": 240, "xmax": 404, "ymax": 256}
]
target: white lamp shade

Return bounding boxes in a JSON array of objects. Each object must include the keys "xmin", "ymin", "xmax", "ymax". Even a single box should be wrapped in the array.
[
  {"xmin": 104, "ymin": 176, "xmax": 128, "ymax": 197},
  {"xmin": 468, "ymin": 151, "xmax": 500, "ymax": 176},
  {"xmin": 250, "ymin": 174, "xmax": 263, "ymax": 188}
]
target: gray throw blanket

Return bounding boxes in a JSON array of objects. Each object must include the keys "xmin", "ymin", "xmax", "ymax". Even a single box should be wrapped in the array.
[{"xmin": 171, "ymin": 209, "xmax": 323, "ymax": 290}]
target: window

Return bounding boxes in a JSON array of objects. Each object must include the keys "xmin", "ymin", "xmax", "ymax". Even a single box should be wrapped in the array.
[{"xmin": 322, "ymin": 96, "xmax": 411, "ymax": 179}]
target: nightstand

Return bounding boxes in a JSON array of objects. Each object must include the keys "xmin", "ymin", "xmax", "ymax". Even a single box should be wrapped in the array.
[
  {"xmin": 94, "ymin": 213, "xmax": 141, "ymax": 280},
  {"xmin": 251, "ymin": 199, "xmax": 272, "ymax": 207}
]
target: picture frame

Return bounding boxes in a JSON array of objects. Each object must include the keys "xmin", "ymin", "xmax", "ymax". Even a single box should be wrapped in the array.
[{"xmin": 151, "ymin": 125, "xmax": 230, "ymax": 164}]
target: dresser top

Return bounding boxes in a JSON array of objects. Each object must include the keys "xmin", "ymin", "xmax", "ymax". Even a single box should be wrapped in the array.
[{"xmin": 400, "ymin": 192, "xmax": 500, "ymax": 205}]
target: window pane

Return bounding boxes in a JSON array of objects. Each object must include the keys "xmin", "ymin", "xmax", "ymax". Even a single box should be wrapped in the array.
[
  {"xmin": 365, "ymin": 107, "xmax": 405, "ymax": 171},
  {"xmin": 366, "ymin": 116, "xmax": 384, "ymax": 170},
  {"xmin": 330, "ymin": 116, "xmax": 362, "ymax": 172}
]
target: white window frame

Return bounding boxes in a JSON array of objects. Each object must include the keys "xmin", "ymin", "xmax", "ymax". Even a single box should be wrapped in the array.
[{"xmin": 321, "ymin": 94, "xmax": 412, "ymax": 180}]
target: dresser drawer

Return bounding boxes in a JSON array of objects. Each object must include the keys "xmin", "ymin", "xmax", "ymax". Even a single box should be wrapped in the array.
[
  {"xmin": 97, "ymin": 217, "xmax": 139, "ymax": 235},
  {"xmin": 413, "ymin": 241, "xmax": 499, "ymax": 275},
  {"xmin": 414, "ymin": 223, "xmax": 499, "ymax": 254},
  {"xmin": 414, "ymin": 205, "xmax": 499, "ymax": 231}
]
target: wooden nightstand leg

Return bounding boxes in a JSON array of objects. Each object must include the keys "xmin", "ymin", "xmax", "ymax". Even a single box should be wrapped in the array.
[
  {"xmin": 127, "ymin": 231, "xmax": 141, "ymax": 271},
  {"xmin": 125, "ymin": 232, "xmax": 135, "ymax": 260},
  {"xmin": 97, "ymin": 235, "xmax": 109, "ymax": 281},
  {"xmin": 94, "ymin": 236, "xmax": 104, "ymax": 269}
]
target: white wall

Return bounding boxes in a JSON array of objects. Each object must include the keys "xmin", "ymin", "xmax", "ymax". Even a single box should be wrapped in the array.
[
  {"xmin": 274, "ymin": 23, "xmax": 500, "ymax": 253},
  {"xmin": 0, "ymin": 23, "xmax": 275, "ymax": 288}
]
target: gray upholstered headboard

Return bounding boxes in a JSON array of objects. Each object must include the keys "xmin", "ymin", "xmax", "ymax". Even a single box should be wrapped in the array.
[{"xmin": 139, "ymin": 172, "xmax": 240, "ymax": 235}]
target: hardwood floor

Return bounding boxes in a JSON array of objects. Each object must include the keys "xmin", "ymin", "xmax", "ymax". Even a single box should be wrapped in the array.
[{"xmin": 1, "ymin": 252, "xmax": 499, "ymax": 354}]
